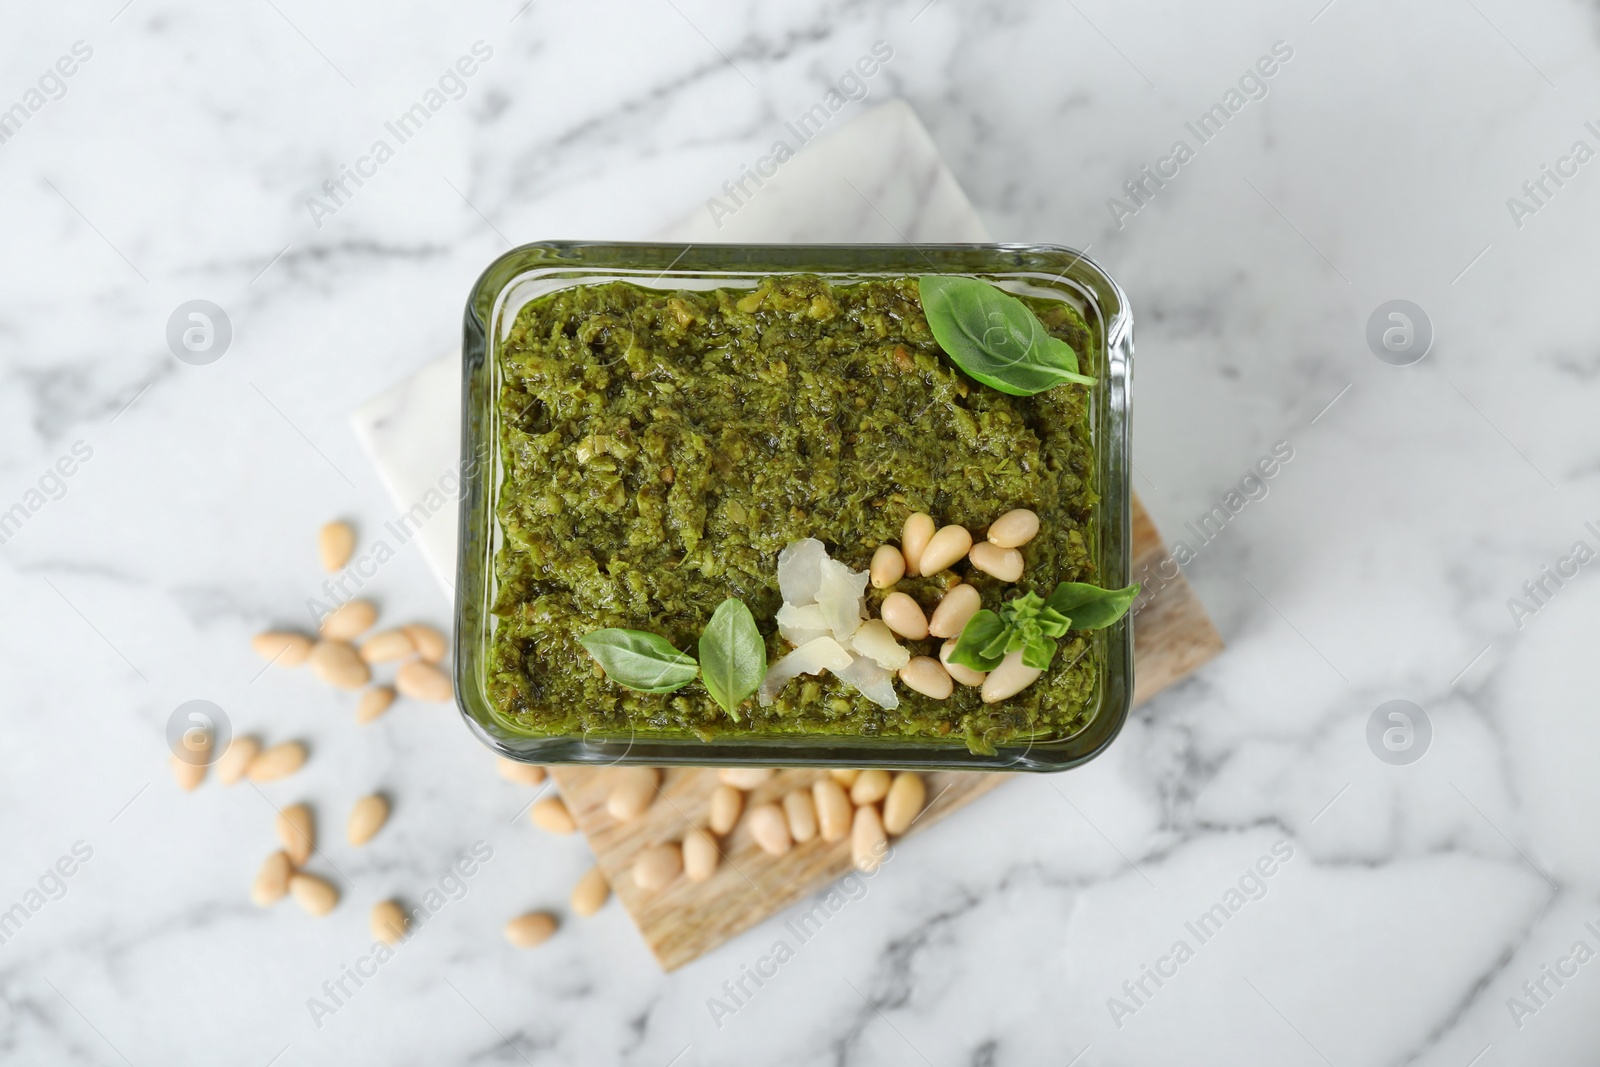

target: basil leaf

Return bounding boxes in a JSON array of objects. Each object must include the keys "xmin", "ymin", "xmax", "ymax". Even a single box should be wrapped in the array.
[
  {"xmin": 580, "ymin": 629, "xmax": 698, "ymax": 694},
  {"xmin": 950, "ymin": 609, "xmax": 1008, "ymax": 672},
  {"xmin": 1044, "ymin": 582, "xmax": 1142, "ymax": 630},
  {"xmin": 1021, "ymin": 634, "xmax": 1058, "ymax": 671},
  {"xmin": 1037, "ymin": 605, "xmax": 1072, "ymax": 638},
  {"xmin": 918, "ymin": 276, "xmax": 1096, "ymax": 397},
  {"xmin": 698, "ymin": 598, "xmax": 766, "ymax": 720}
]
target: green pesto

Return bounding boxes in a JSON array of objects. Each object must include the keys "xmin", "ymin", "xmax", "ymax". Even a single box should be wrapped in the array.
[{"xmin": 489, "ymin": 275, "xmax": 1099, "ymax": 754}]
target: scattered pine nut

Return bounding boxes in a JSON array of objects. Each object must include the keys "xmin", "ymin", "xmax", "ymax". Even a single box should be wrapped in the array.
[
  {"xmin": 170, "ymin": 753, "xmax": 207, "ymax": 791},
  {"xmin": 880, "ymin": 592, "xmax": 929, "ymax": 640},
  {"xmin": 883, "ymin": 773, "xmax": 928, "ymax": 835},
  {"xmin": 940, "ymin": 638, "xmax": 988, "ymax": 687},
  {"xmin": 852, "ymin": 804, "xmax": 888, "ymax": 873},
  {"xmin": 986, "ymin": 508, "xmax": 1040, "ymax": 548},
  {"xmin": 248, "ymin": 741, "xmax": 308, "ymax": 782},
  {"xmin": 497, "ymin": 758, "xmax": 546, "ymax": 786},
  {"xmin": 319, "ymin": 521, "xmax": 356, "ymax": 572},
  {"xmin": 169, "ymin": 724, "xmax": 212, "ymax": 791},
  {"xmin": 901, "ymin": 513, "xmax": 935, "ymax": 577},
  {"xmin": 813, "ymin": 778, "xmax": 852, "ymax": 843},
  {"xmin": 277, "ymin": 804, "xmax": 315, "ymax": 866},
  {"xmin": 402, "ymin": 623, "xmax": 447, "ymax": 664},
  {"xmin": 320, "ymin": 600, "xmax": 378, "ymax": 641},
  {"xmin": 829, "ymin": 768, "xmax": 862, "ymax": 788},
  {"xmin": 981, "ymin": 651, "xmax": 1043, "ymax": 703},
  {"xmin": 371, "ymin": 900, "xmax": 408, "ymax": 945},
  {"xmin": 869, "ymin": 545, "xmax": 906, "ymax": 589},
  {"xmin": 571, "ymin": 866, "xmax": 610, "ymax": 916},
  {"xmin": 928, "ymin": 584, "xmax": 983, "ymax": 640},
  {"xmin": 606, "ymin": 767, "xmax": 660, "ymax": 822},
  {"xmin": 717, "ymin": 767, "xmax": 775, "ymax": 790},
  {"xmin": 310, "ymin": 640, "xmax": 370, "ymax": 690},
  {"xmin": 708, "ymin": 784, "xmax": 744, "ymax": 836},
  {"xmin": 633, "ymin": 843, "xmax": 683, "ymax": 891},
  {"xmin": 504, "ymin": 911, "xmax": 557, "ymax": 948},
  {"xmin": 213, "ymin": 736, "xmax": 260, "ymax": 786},
  {"xmin": 747, "ymin": 803, "xmax": 792, "ymax": 857},
  {"xmin": 359, "ymin": 629, "xmax": 414, "ymax": 664},
  {"xmin": 898, "ymin": 656, "xmax": 953, "ymax": 700},
  {"xmin": 356, "ymin": 686, "xmax": 396, "ymax": 724},
  {"xmin": 396, "ymin": 660, "xmax": 452, "ymax": 702},
  {"xmin": 347, "ymin": 794, "xmax": 390, "ymax": 846},
  {"xmin": 918, "ymin": 525, "xmax": 972, "ymax": 575},
  {"xmin": 251, "ymin": 631, "xmax": 313, "ymax": 667},
  {"xmin": 289, "ymin": 872, "xmax": 339, "ymax": 916},
  {"xmin": 850, "ymin": 769, "xmax": 891, "ymax": 806},
  {"xmin": 251, "ymin": 851, "xmax": 293, "ymax": 907},
  {"xmin": 783, "ymin": 789, "xmax": 818, "ymax": 843},
  {"xmin": 530, "ymin": 796, "xmax": 576, "ymax": 834},
  {"xmin": 969, "ymin": 542, "xmax": 1024, "ymax": 582},
  {"xmin": 683, "ymin": 828, "xmax": 720, "ymax": 882}
]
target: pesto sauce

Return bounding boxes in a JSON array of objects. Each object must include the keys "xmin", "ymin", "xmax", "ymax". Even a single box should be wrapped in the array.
[{"xmin": 489, "ymin": 275, "xmax": 1099, "ymax": 754}]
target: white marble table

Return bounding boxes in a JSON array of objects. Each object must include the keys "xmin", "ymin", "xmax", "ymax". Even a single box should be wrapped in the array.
[{"xmin": 4, "ymin": 2, "xmax": 1600, "ymax": 1065}]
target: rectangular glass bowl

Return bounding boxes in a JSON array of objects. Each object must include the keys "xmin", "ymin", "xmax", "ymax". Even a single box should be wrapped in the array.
[{"xmin": 454, "ymin": 243, "xmax": 1133, "ymax": 772}]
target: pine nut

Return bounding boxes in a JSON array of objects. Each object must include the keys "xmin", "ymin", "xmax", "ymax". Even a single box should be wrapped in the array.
[
  {"xmin": 214, "ymin": 737, "xmax": 259, "ymax": 786},
  {"xmin": 829, "ymin": 768, "xmax": 862, "ymax": 787},
  {"xmin": 371, "ymin": 900, "xmax": 408, "ymax": 945},
  {"xmin": 981, "ymin": 650, "xmax": 1043, "ymax": 703},
  {"xmin": 356, "ymin": 686, "xmax": 395, "ymax": 724},
  {"xmin": 898, "ymin": 656, "xmax": 952, "ymax": 699},
  {"xmin": 919, "ymin": 525, "xmax": 972, "ymax": 575},
  {"xmin": 347, "ymin": 794, "xmax": 390, "ymax": 846},
  {"xmin": 901, "ymin": 512, "xmax": 935, "ymax": 577},
  {"xmin": 319, "ymin": 521, "xmax": 356, "ymax": 572},
  {"xmin": 812, "ymin": 778, "xmax": 852, "ymax": 842},
  {"xmin": 289, "ymin": 872, "xmax": 339, "ymax": 916},
  {"xmin": 530, "ymin": 796, "xmax": 576, "ymax": 834},
  {"xmin": 880, "ymin": 592, "xmax": 929, "ymax": 640},
  {"xmin": 169, "ymin": 725, "xmax": 212, "ymax": 791},
  {"xmin": 248, "ymin": 741, "xmax": 307, "ymax": 782},
  {"xmin": 633, "ymin": 843, "xmax": 683, "ymax": 891},
  {"xmin": 747, "ymin": 803, "xmax": 792, "ymax": 856},
  {"xmin": 882, "ymin": 772, "xmax": 927, "ymax": 835},
  {"xmin": 504, "ymin": 911, "xmax": 557, "ymax": 948},
  {"xmin": 940, "ymin": 639, "xmax": 988, "ymax": 687},
  {"xmin": 783, "ymin": 790, "xmax": 818, "ymax": 843},
  {"xmin": 870, "ymin": 545, "xmax": 906, "ymax": 589},
  {"xmin": 170, "ymin": 753, "xmax": 206, "ymax": 791},
  {"xmin": 850, "ymin": 768, "xmax": 891, "ymax": 806},
  {"xmin": 359, "ymin": 629, "xmax": 414, "ymax": 664},
  {"xmin": 718, "ymin": 767, "xmax": 775, "ymax": 790},
  {"xmin": 310, "ymin": 640, "xmax": 370, "ymax": 690},
  {"xmin": 571, "ymin": 866, "xmax": 610, "ymax": 916},
  {"xmin": 606, "ymin": 767, "xmax": 660, "ymax": 821},
  {"xmin": 251, "ymin": 851, "xmax": 293, "ymax": 907},
  {"xmin": 497, "ymin": 758, "xmax": 546, "ymax": 786},
  {"xmin": 320, "ymin": 600, "xmax": 377, "ymax": 640},
  {"xmin": 396, "ymin": 660, "xmax": 452, "ymax": 702},
  {"xmin": 852, "ymin": 804, "xmax": 888, "ymax": 873},
  {"xmin": 252, "ymin": 631, "xmax": 312, "ymax": 667},
  {"xmin": 683, "ymin": 828, "xmax": 720, "ymax": 882},
  {"xmin": 987, "ymin": 508, "xmax": 1040, "ymax": 548},
  {"xmin": 709, "ymin": 783, "xmax": 744, "ymax": 835},
  {"xmin": 969, "ymin": 542, "xmax": 1024, "ymax": 582},
  {"xmin": 928, "ymin": 583, "xmax": 983, "ymax": 639},
  {"xmin": 402, "ymin": 623, "xmax": 448, "ymax": 663},
  {"xmin": 276, "ymin": 803, "xmax": 315, "ymax": 865}
]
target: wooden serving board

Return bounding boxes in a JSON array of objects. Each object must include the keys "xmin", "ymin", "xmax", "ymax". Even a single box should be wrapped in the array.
[{"xmin": 551, "ymin": 495, "xmax": 1222, "ymax": 970}]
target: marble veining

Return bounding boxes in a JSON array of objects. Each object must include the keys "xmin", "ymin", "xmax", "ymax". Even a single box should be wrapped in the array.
[{"xmin": 3, "ymin": 1, "xmax": 1600, "ymax": 1065}]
